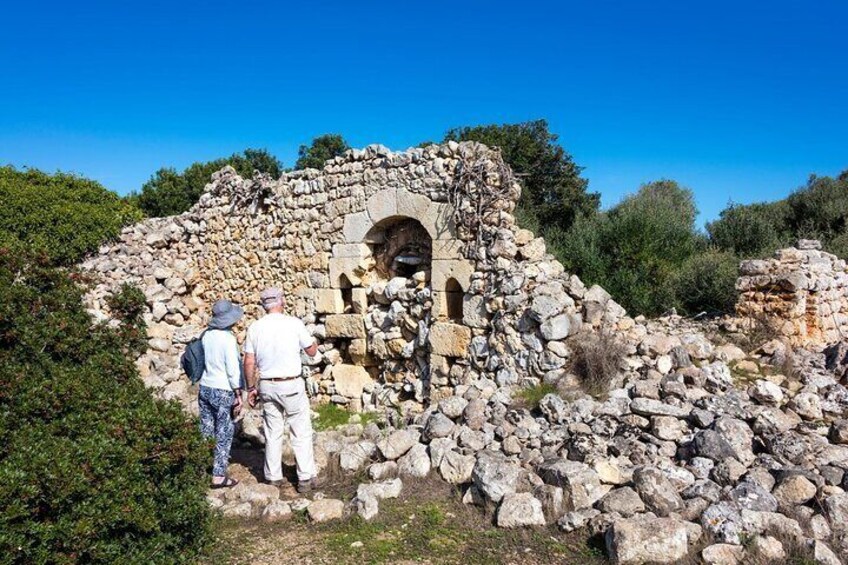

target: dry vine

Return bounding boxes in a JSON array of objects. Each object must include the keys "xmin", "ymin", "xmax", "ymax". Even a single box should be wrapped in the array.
[{"xmin": 447, "ymin": 145, "xmax": 518, "ymax": 261}]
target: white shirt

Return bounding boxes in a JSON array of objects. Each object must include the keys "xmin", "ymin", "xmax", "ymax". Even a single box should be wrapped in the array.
[
  {"xmin": 244, "ymin": 313, "xmax": 313, "ymax": 379},
  {"xmin": 200, "ymin": 329, "xmax": 242, "ymax": 391}
]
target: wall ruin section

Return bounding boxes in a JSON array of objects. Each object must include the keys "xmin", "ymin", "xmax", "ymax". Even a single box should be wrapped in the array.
[
  {"xmin": 735, "ymin": 239, "xmax": 848, "ymax": 346},
  {"xmin": 82, "ymin": 142, "xmax": 633, "ymax": 418}
]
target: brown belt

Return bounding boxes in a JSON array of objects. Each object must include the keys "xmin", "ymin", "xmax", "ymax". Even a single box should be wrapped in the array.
[{"xmin": 262, "ymin": 376, "xmax": 300, "ymax": 382}]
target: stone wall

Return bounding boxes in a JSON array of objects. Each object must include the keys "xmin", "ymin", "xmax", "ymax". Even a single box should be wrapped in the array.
[
  {"xmin": 735, "ymin": 239, "xmax": 848, "ymax": 346},
  {"xmin": 81, "ymin": 142, "xmax": 632, "ymax": 417}
]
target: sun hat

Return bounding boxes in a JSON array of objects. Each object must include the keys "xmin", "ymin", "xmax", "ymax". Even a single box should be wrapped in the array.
[
  {"xmin": 260, "ymin": 287, "xmax": 284, "ymax": 309},
  {"xmin": 208, "ymin": 300, "xmax": 244, "ymax": 330}
]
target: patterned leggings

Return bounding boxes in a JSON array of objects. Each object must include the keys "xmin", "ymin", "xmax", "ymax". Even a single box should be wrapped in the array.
[{"xmin": 198, "ymin": 386, "xmax": 235, "ymax": 477}]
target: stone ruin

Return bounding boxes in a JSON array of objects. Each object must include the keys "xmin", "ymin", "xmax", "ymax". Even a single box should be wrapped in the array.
[
  {"xmin": 82, "ymin": 141, "xmax": 631, "ymax": 417},
  {"xmin": 736, "ymin": 239, "xmax": 848, "ymax": 347},
  {"xmin": 81, "ymin": 143, "xmax": 848, "ymax": 563}
]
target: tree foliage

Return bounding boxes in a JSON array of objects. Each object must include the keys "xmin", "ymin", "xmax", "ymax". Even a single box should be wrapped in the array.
[
  {"xmin": 0, "ymin": 166, "xmax": 142, "ymax": 267},
  {"xmin": 707, "ymin": 170, "xmax": 848, "ymax": 258},
  {"xmin": 0, "ymin": 251, "xmax": 212, "ymax": 563},
  {"xmin": 556, "ymin": 180, "xmax": 705, "ymax": 316},
  {"xmin": 443, "ymin": 120, "xmax": 599, "ymax": 234},
  {"xmin": 133, "ymin": 148, "xmax": 282, "ymax": 217},
  {"xmin": 295, "ymin": 134, "xmax": 351, "ymax": 170}
]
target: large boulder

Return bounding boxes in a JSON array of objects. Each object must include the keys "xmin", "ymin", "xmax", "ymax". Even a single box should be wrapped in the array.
[
  {"xmin": 472, "ymin": 453, "xmax": 523, "ymax": 503},
  {"xmin": 377, "ymin": 429, "xmax": 421, "ymax": 460},
  {"xmin": 537, "ymin": 458, "xmax": 604, "ymax": 510},
  {"xmin": 496, "ymin": 492, "xmax": 546, "ymax": 528},
  {"xmin": 606, "ymin": 516, "xmax": 690, "ymax": 564}
]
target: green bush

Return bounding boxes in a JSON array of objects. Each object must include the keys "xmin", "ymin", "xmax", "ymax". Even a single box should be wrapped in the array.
[
  {"xmin": 295, "ymin": 134, "xmax": 351, "ymax": 170},
  {"xmin": 557, "ymin": 180, "xmax": 704, "ymax": 316},
  {"xmin": 672, "ymin": 248, "xmax": 739, "ymax": 315},
  {"xmin": 0, "ymin": 251, "xmax": 212, "ymax": 564},
  {"xmin": 133, "ymin": 148, "xmax": 282, "ymax": 217},
  {"xmin": 0, "ymin": 166, "xmax": 142, "ymax": 266},
  {"xmin": 707, "ymin": 200, "xmax": 789, "ymax": 257}
]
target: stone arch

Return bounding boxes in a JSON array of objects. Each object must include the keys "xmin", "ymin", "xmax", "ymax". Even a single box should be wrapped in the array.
[{"xmin": 366, "ymin": 216, "xmax": 432, "ymax": 280}]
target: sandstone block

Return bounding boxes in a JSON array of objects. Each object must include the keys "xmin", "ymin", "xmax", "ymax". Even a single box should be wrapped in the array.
[
  {"xmin": 325, "ymin": 314, "xmax": 366, "ymax": 338},
  {"xmin": 314, "ymin": 289, "xmax": 343, "ymax": 314},
  {"xmin": 331, "ymin": 364, "xmax": 372, "ymax": 399},
  {"xmin": 342, "ymin": 211, "xmax": 372, "ymax": 243},
  {"xmin": 431, "ymin": 259, "xmax": 474, "ymax": 292},
  {"xmin": 429, "ymin": 322, "xmax": 471, "ymax": 358}
]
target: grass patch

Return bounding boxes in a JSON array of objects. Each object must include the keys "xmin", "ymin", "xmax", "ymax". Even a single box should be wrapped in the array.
[
  {"xmin": 313, "ymin": 403, "xmax": 352, "ymax": 431},
  {"xmin": 515, "ymin": 383, "xmax": 558, "ymax": 411}
]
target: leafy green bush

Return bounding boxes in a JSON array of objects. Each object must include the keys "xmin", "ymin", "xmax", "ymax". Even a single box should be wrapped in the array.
[
  {"xmin": 707, "ymin": 201, "xmax": 789, "ymax": 257},
  {"xmin": 708, "ymin": 170, "xmax": 848, "ymax": 259},
  {"xmin": 0, "ymin": 166, "xmax": 142, "ymax": 266},
  {"xmin": 672, "ymin": 248, "xmax": 739, "ymax": 315},
  {"xmin": 295, "ymin": 134, "xmax": 351, "ymax": 170},
  {"xmin": 0, "ymin": 251, "xmax": 212, "ymax": 564},
  {"xmin": 132, "ymin": 148, "xmax": 282, "ymax": 217},
  {"xmin": 557, "ymin": 180, "xmax": 704, "ymax": 315}
]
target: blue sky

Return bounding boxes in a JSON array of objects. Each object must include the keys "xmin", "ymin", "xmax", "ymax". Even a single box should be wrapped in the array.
[{"xmin": 1, "ymin": 1, "xmax": 846, "ymax": 226}]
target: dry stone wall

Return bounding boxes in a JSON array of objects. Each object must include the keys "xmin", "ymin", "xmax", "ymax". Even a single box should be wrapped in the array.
[
  {"xmin": 736, "ymin": 239, "xmax": 848, "ymax": 347},
  {"xmin": 81, "ymin": 142, "xmax": 632, "ymax": 417}
]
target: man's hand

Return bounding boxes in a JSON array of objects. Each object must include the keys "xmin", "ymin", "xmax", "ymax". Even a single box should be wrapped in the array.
[
  {"xmin": 232, "ymin": 391, "xmax": 243, "ymax": 418},
  {"xmin": 247, "ymin": 387, "xmax": 259, "ymax": 408}
]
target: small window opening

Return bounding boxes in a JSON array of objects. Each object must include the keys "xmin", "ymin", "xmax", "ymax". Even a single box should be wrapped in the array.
[
  {"xmin": 445, "ymin": 278, "xmax": 463, "ymax": 322},
  {"xmin": 339, "ymin": 274, "xmax": 353, "ymax": 313}
]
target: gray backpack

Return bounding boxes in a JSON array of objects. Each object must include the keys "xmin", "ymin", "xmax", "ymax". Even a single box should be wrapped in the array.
[{"xmin": 180, "ymin": 331, "xmax": 207, "ymax": 384}]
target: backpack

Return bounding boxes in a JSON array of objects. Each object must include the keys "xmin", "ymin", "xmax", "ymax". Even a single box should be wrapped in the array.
[{"xmin": 181, "ymin": 330, "xmax": 207, "ymax": 384}]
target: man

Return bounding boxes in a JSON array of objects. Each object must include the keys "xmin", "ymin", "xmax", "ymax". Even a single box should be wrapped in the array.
[{"xmin": 245, "ymin": 287, "xmax": 320, "ymax": 493}]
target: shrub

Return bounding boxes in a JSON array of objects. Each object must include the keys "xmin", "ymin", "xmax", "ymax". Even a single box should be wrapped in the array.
[
  {"xmin": 707, "ymin": 200, "xmax": 790, "ymax": 257},
  {"xmin": 0, "ymin": 166, "xmax": 142, "ymax": 266},
  {"xmin": 568, "ymin": 333, "xmax": 625, "ymax": 398},
  {"xmin": 558, "ymin": 180, "xmax": 704, "ymax": 316},
  {"xmin": 133, "ymin": 148, "xmax": 282, "ymax": 217},
  {"xmin": 0, "ymin": 251, "xmax": 212, "ymax": 563},
  {"xmin": 295, "ymin": 134, "xmax": 351, "ymax": 170},
  {"xmin": 672, "ymin": 249, "xmax": 740, "ymax": 315}
]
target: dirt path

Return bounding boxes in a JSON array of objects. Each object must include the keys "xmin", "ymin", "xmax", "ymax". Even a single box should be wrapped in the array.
[{"xmin": 205, "ymin": 469, "xmax": 608, "ymax": 565}]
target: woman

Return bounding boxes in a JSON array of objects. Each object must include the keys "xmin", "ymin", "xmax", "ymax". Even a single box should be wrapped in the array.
[{"xmin": 199, "ymin": 299, "xmax": 244, "ymax": 488}]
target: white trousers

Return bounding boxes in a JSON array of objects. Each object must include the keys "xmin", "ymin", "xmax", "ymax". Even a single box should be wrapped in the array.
[{"xmin": 259, "ymin": 379, "xmax": 316, "ymax": 482}]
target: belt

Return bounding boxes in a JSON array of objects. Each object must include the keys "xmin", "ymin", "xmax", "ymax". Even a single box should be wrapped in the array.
[{"xmin": 261, "ymin": 376, "xmax": 300, "ymax": 382}]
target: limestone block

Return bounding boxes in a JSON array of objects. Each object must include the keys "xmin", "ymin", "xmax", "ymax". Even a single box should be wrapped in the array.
[
  {"xmin": 314, "ymin": 289, "xmax": 343, "ymax": 314},
  {"xmin": 424, "ymin": 203, "xmax": 457, "ymax": 240},
  {"xmin": 332, "ymin": 364, "xmax": 373, "ymax": 399},
  {"xmin": 429, "ymin": 322, "xmax": 472, "ymax": 358},
  {"xmin": 366, "ymin": 189, "xmax": 397, "ymax": 223},
  {"xmin": 325, "ymin": 314, "xmax": 366, "ymax": 339},
  {"xmin": 332, "ymin": 242, "xmax": 371, "ymax": 259},
  {"xmin": 330, "ymin": 256, "xmax": 370, "ymax": 287},
  {"xmin": 351, "ymin": 288, "xmax": 368, "ymax": 314},
  {"xmin": 396, "ymin": 188, "xmax": 431, "ymax": 221},
  {"xmin": 463, "ymin": 294, "xmax": 489, "ymax": 328},
  {"xmin": 343, "ymin": 211, "xmax": 373, "ymax": 243},
  {"xmin": 432, "ymin": 239, "xmax": 465, "ymax": 261},
  {"xmin": 432, "ymin": 291, "xmax": 447, "ymax": 320},
  {"xmin": 431, "ymin": 259, "xmax": 474, "ymax": 292}
]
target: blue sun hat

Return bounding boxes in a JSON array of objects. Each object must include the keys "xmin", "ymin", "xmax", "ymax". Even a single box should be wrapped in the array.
[{"xmin": 208, "ymin": 300, "xmax": 244, "ymax": 330}]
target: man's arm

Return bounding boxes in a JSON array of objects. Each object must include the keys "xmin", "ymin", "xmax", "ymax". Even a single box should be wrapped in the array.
[
  {"xmin": 303, "ymin": 342, "xmax": 318, "ymax": 357},
  {"xmin": 244, "ymin": 353, "xmax": 259, "ymax": 407}
]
